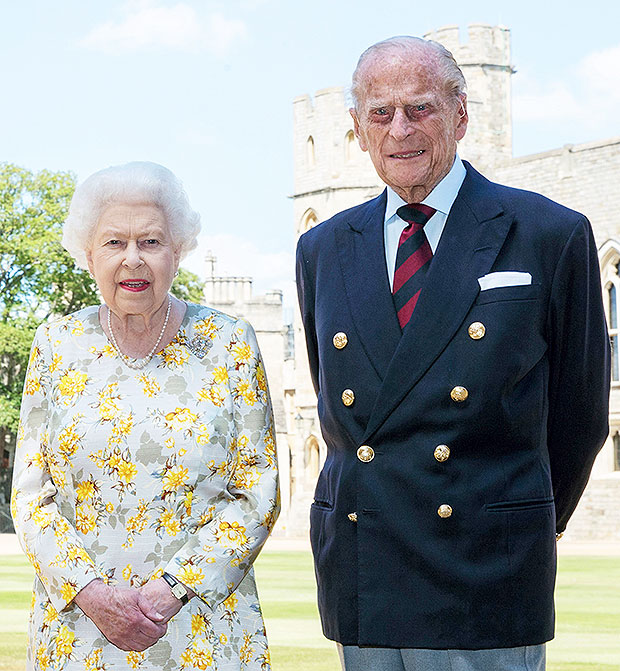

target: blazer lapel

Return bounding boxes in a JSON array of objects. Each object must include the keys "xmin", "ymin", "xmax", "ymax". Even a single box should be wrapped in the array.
[
  {"xmin": 363, "ymin": 164, "xmax": 515, "ymax": 440},
  {"xmin": 335, "ymin": 191, "xmax": 402, "ymax": 380}
]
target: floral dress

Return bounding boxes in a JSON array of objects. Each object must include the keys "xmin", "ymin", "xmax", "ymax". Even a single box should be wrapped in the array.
[{"xmin": 11, "ymin": 303, "xmax": 280, "ymax": 671}]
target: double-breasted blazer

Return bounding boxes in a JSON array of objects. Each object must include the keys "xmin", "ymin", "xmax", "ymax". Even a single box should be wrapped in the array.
[{"xmin": 295, "ymin": 162, "xmax": 610, "ymax": 649}]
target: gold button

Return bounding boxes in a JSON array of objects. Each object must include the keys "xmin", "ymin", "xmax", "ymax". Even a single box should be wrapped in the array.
[
  {"xmin": 468, "ymin": 322, "xmax": 486, "ymax": 339},
  {"xmin": 348, "ymin": 512, "xmax": 358, "ymax": 523},
  {"xmin": 333, "ymin": 332, "xmax": 348, "ymax": 349},
  {"xmin": 438, "ymin": 504, "xmax": 453, "ymax": 519},
  {"xmin": 342, "ymin": 389, "xmax": 355, "ymax": 406},
  {"xmin": 357, "ymin": 445, "xmax": 375, "ymax": 462},
  {"xmin": 450, "ymin": 386, "xmax": 469, "ymax": 402},
  {"xmin": 434, "ymin": 445, "xmax": 450, "ymax": 462}
]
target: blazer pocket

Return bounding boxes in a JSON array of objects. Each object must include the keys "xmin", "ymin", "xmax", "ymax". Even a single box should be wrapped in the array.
[
  {"xmin": 485, "ymin": 496, "xmax": 554, "ymax": 513},
  {"xmin": 475, "ymin": 283, "xmax": 542, "ymax": 305},
  {"xmin": 311, "ymin": 498, "xmax": 334, "ymax": 512}
]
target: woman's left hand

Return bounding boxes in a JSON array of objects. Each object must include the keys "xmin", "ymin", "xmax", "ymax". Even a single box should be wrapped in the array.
[{"xmin": 139, "ymin": 578, "xmax": 191, "ymax": 622}]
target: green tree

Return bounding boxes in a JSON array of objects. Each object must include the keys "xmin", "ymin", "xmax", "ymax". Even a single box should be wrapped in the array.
[{"xmin": 171, "ymin": 267, "xmax": 205, "ymax": 304}]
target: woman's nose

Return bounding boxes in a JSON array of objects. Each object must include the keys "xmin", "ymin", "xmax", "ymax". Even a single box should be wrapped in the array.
[{"xmin": 122, "ymin": 243, "xmax": 144, "ymax": 269}]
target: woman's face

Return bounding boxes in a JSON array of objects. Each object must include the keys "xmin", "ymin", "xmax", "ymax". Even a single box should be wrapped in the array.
[{"xmin": 86, "ymin": 203, "xmax": 180, "ymax": 320}]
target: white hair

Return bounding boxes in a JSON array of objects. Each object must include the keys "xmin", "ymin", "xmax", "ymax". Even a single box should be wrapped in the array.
[
  {"xmin": 351, "ymin": 36, "xmax": 467, "ymax": 110},
  {"xmin": 62, "ymin": 161, "xmax": 201, "ymax": 269}
]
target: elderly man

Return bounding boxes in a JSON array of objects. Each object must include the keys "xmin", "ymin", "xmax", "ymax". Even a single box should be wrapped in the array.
[{"xmin": 296, "ymin": 36, "xmax": 610, "ymax": 671}]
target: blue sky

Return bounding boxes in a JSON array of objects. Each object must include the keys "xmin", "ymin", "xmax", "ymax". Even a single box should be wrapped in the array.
[{"xmin": 1, "ymin": 0, "xmax": 619, "ymax": 313}]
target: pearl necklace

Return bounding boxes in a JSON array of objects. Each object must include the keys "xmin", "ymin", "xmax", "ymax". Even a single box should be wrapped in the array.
[{"xmin": 107, "ymin": 296, "xmax": 172, "ymax": 370}]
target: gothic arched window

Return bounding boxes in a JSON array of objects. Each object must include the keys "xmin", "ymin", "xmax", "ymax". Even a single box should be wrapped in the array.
[
  {"xmin": 345, "ymin": 130, "xmax": 356, "ymax": 162},
  {"xmin": 300, "ymin": 209, "xmax": 318, "ymax": 233},
  {"xmin": 608, "ymin": 282, "xmax": 619, "ymax": 382},
  {"xmin": 306, "ymin": 136, "xmax": 315, "ymax": 167}
]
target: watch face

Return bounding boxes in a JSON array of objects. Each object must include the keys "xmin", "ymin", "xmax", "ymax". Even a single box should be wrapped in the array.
[{"xmin": 172, "ymin": 584, "xmax": 186, "ymax": 599}]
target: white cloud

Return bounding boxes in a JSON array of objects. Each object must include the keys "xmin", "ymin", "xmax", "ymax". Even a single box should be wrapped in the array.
[
  {"xmin": 513, "ymin": 43, "xmax": 620, "ymax": 131},
  {"xmin": 181, "ymin": 233, "xmax": 296, "ymax": 311},
  {"xmin": 79, "ymin": 1, "xmax": 247, "ymax": 54}
]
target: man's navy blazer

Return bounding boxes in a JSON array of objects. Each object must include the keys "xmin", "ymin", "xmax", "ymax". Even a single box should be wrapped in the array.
[{"xmin": 295, "ymin": 162, "xmax": 610, "ymax": 649}]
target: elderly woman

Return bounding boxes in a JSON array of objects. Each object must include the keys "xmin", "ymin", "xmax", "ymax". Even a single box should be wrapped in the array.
[{"xmin": 11, "ymin": 161, "xmax": 280, "ymax": 670}]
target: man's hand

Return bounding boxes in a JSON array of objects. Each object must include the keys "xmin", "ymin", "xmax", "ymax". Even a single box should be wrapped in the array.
[
  {"xmin": 74, "ymin": 579, "xmax": 168, "ymax": 651},
  {"xmin": 139, "ymin": 577, "xmax": 193, "ymax": 623}
]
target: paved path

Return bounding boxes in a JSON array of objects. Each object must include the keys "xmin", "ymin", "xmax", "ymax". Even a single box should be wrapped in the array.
[{"xmin": 3, "ymin": 533, "xmax": 620, "ymax": 556}]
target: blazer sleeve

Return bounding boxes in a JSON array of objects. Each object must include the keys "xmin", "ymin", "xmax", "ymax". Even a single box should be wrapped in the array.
[
  {"xmin": 546, "ymin": 216, "xmax": 610, "ymax": 533},
  {"xmin": 164, "ymin": 318, "xmax": 280, "ymax": 607},
  {"xmin": 296, "ymin": 234, "xmax": 320, "ymax": 395},
  {"xmin": 11, "ymin": 325, "xmax": 105, "ymax": 613}
]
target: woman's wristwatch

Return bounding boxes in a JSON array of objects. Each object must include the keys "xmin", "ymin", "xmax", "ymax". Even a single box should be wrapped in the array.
[{"xmin": 162, "ymin": 572, "xmax": 189, "ymax": 605}]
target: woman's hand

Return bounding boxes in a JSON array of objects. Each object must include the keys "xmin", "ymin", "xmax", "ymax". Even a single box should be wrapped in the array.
[
  {"xmin": 139, "ymin": 578, "xmax": 193, "ymax": 623},
  {"xmin": 74, "ymin": 579, "xmax": 168, "ymax": 651}
]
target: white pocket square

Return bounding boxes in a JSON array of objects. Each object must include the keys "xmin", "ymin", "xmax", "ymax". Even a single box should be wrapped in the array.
[{"xmin": 478, "ymin": 271, "xmax": 532, "ymax": 291}]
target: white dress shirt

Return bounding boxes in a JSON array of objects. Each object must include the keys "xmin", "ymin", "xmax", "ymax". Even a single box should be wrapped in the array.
[{"xmin": 384, "ymin": 156, "xmax": 466, "ymax": 290}]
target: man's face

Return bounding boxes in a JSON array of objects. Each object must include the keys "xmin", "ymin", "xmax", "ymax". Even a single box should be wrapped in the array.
[{"xmin": 350, "ymin": 49, "xmax": 468, "ymax": 203}]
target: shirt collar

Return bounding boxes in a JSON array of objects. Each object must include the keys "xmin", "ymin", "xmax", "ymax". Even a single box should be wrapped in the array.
[{"xmin": 384, "ymin": 155, "xmax": 467, "ymax": 223}]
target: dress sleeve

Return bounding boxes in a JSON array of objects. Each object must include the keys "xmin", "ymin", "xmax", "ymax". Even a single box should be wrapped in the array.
[
  {"xmin": 11, "ymin": 324, "xmax": 104, "ymax": 613},
  {"xmin": 164, "ymin": 318, "xmax": 280, "ymax": 607}
]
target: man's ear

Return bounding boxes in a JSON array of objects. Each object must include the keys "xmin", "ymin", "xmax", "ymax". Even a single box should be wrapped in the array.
[
  {"xmin": 455, "ymin": 95, "xmax": 468, "ymax": 141},
  {"xmin": 349, "ymin": 108, "xmax": 368, "ymax": 152}
]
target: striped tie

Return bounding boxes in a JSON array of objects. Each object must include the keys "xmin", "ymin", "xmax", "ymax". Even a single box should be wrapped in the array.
[{"xmin": 393, "ymin": 203, "xmax": 436, "ymax": 329}]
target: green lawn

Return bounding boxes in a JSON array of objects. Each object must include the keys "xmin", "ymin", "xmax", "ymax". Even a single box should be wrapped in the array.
[{"xmin": 1, "ymin": 552, "xmax": 618, "ymax": 671}]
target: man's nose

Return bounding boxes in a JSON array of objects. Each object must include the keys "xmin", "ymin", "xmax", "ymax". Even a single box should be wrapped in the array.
[
  {"xmin": 122, "ymin": 242, "xmax": 143, "ymax": 269},
  {"xmin": 389, "ymin": 108, "xmax": 413, "ymax": 141}
]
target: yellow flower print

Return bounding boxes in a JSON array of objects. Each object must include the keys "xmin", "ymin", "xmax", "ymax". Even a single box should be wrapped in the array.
[
  {"xmin": 89, "ymin": 343, "xmax": 117, "ymax": 359},
  {"xmin": 162, "ymin": 342, "xmax": 189, "ymax": 368},
  {"xmin": 232, "ymin": 342, "xmax": 252, "ymax": 366},
  {"xmin": 197, "ymin": 385, "xmax": 225, "ymax": 407},
  {"xmin": 24, "ymin": 370, "xmax": 41, "ymax": 395},
  {"xmin": 30, "ymin": 451, "xmax": 47, "ymax": 469},
  {"xmin": 157, "ymin": 509, "xmax": 181, "ymax": 536},
  {"xmin": 235, "ymin": 380, "xmax": 257, "ymax": 406},
  {"xmin": 122, "ymin": 564, "xmax": 132, "ymax": 581},
  {"xmin": 57, "ymin": 369, "xmax": 88, "ymax": 401},
  {"xmin": 84, "ymin": 648, "xmax": 104, "ymax": 671},
  {"xmin": 256, "ymin": 361, "xmax": 268, "ymax": 392},
  {"xmin": 75, "ymin": 480, "xmax": 95, "ymax": 501},
  {"xmin": 126, "ymin": 651, "xmax": 146, "ymax": 669},
  {"xmin": 60, "ymin": 581, "xmax": 77, "ymax": 602},
  {"xmin": 233, "ymin": 465, "xmax": 262, "ymax": 491},
  {"xmin": 43, "ymin": 601, "xmax": 58, "ymax": 626},
  {"xmin": 164, "ymin": 407, "xmax": 198, "ymax": 432},
  {"xmin": 162, "ymin": 465, "xmax": 189, "ymax": 493},
  {"xmin": 215, "ymin": 520, "xmax": 248, "ymax": 549},
  {"xmin": 191, "ymin": 613, "xmax": 206, "ymax": 636},
  {"xmin": 124, "ymin": 500, "xmax": 150, "ymax": 547},
  {"xmin": 57, "ymin": 424, "xmax": 82, "ymax": 464},
  {"xmin": 137, "ymin": 372, "xmax": 161, "ymax": 397},
  {"xmin": 165, "ymin": 437, "xmax": 175, "ymax": 449},
  {"xmin": 118, "ymin": 460, "xmax": 138, "ymax": 484},
  {"xmin": 184, "ymin": 490, "xmax": 193, "ymax": 515},
  {"xmin": 113, "ymin": 413, "xmax": 133, "ymax": 437},
  {"xmin": 99, "ymin": 397, "xmax": 122, "ymax": 422},
  {"xmin": 106, "ymin": 502, "xmax": 115, "ymax": 513},
  {"xmin": 49, "ymin": 352, "xmax": 63, "ymax": 374},
  {"xmin": 197, "ymin": 431, "xmax": 210, "ymax": 446},
  {"xmin": 212, "ymin": 366, "xmax": 228, "ymax": 384},
  {"xmin": 36, "ymin": 644, "xmax": 50, "ymax": 670},
  {"xmin": 180, "ymin": 639, "xmax": 214, "ymax": 669},
  {"xmin": 195, "ymin": 315, "xmax": 220, "ymax": 340},
  {"xmin": 76, "ymin": 503, "xmax": 97, "ymax": 534},
  {"xmin": 54, "ymin": 624, "xmax": 75, "ymax": 659},
  {"xmin": 31, "ymin": 506, "xmax": 54, "ymax": 530},
  {"xmin": 239, "ymin": 631, "xmax": 254, "ymax": 664},
  {"xmin": 220, "ymin": 634, "xmax": 228, "ymax": 644},
  {"xmin": 223, "ymin": 592, "xmax": 238, "ymax": 613},
  {"xmin": 177, "ymin": 564, "xmax": 205, "ymax": 589},
  {"xmin": 71, "ymin": 320, "xmax": 84, "ymax": 336}
]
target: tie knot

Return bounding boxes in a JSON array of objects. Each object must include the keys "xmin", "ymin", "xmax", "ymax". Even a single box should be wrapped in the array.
[{"xmin": 397, "ymin": 203, "xmax": 436, "ymax": 226}]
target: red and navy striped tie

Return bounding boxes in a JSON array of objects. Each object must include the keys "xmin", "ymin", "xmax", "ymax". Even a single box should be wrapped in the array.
[{"xmin": 393, "ymin": 203, "xmax": 436, "ymax": 329}]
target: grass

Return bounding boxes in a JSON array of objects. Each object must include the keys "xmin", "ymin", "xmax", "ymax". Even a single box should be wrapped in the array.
[{"xmin": 0, "ymin": 552, "xmax": 619, "ymax": 671}]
